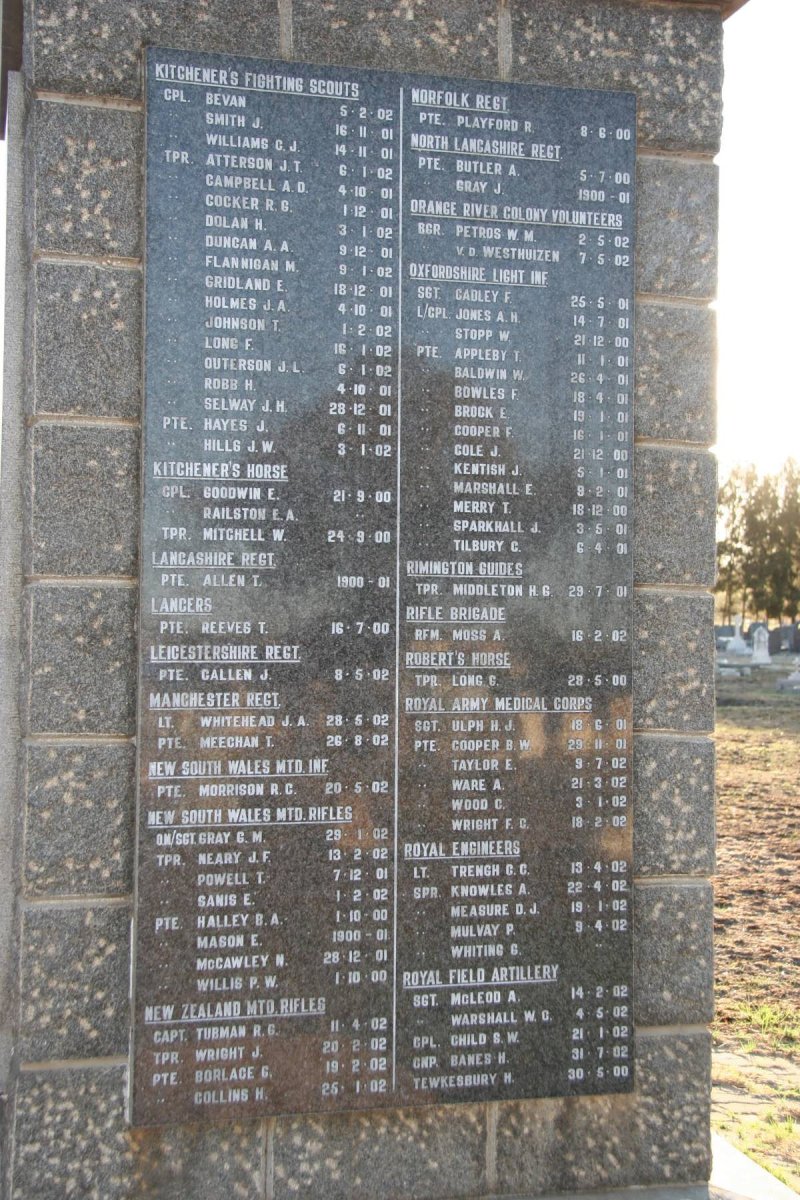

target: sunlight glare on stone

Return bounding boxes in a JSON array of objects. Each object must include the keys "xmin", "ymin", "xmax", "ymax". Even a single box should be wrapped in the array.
[{"xmin": 715, "ymin": 0, "xmax": 800, "ymax": 477}]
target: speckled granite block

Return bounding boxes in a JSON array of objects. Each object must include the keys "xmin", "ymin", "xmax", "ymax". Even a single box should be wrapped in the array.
[
  {"xmin": 637, "ymin": 157, "xmax": 718, "ymax": 300},
  {"xmin": 273, "ymin": 1102, "xmax": 486, "ymax": 1200},
  {"xmin": 31, "ymin": 101, "xmax": 142, "ymax": 258},
  {"xmin": 19, "ymin": 905, "xmax": 130, "ymax": 1060},
  {"xmin": 25, "ymin": 586, "xmax": 137, "ymax": 735},
  {"xmin": 11, "ymin": 1067, "xmax": 264, "ymax": 1200},
  {"xmin": 633, "ymin": 591, "xmax": 714, "ymax": 732},
  {"xmin": 495, "ymin": 1031, "xmax": 711, "ymax": 1193},
  {"xmin": 634, "ymin": 448, "xmax": 716, "ymax": 587},
  {"xmin": 634, "ymin": 883, "xmax": 714, "ymax": 1026},
  {"xmin": 511, "ymin": 0, "xmax": 722, "ymax": 153},
  {"xmin": 9, "ymin": 3, "xmax": 719, "ymax": 1188},
  {"xmin": 634, "ymin": 734, "xmax": 714, "ymax": 876},
  {"xmin": 30, "ymin": 425, "xmax": 139, "ymax": 577},
  {"xmin": 27, "ymin": 0, "xmax": 279, "ymax": 99},
  {"xmin": 294, "ymin": 0, "xmax": 497, "ymax": 77},
  {"xmin": 24, "ymin": 743, "xmax": 135, "ymax": 897},
  {"xmin": 635, "ymin": 303, "xmax": 716, "ymax": 444},
  {"xmin": 33, "ymin": 262, "xmax": 141, "ymax": 419}
]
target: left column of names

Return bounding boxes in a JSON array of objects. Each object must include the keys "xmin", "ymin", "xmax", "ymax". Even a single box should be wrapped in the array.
[{"xmin": 134, "ymin": 50, "xmax": 402, "ymax": 1126}]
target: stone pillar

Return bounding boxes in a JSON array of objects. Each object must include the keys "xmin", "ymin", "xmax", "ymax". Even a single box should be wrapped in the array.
[{"xmin": 0, "ymin": 2, "xmax": 721, "ymax": 1196}]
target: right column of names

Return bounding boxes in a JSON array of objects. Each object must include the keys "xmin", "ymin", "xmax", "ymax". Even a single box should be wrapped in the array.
[{"xmin": 395, "ymin": 83, "xmax": 636, "ymax": 1101}]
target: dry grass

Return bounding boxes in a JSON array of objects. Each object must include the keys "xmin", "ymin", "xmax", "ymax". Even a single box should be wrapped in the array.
[{"xmin": 713, "ymin": 669, "xmax": 800, "ymax": 1187}]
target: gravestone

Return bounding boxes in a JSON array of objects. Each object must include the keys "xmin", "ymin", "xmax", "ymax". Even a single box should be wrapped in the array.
[
  {"xmin": 751, "ymin": 626, "xmax": 771, "ymax": 665},
  {"xmin": 0, "ymin": 2, "xmax": 725, "ymax": 1197},
  {"xmin": 769, "ymin": 623, "xmax": 799, "ymax": 655},
  {"xmin": 715, "ymin": 624, "xmax": 735, "ymax": 650},
  {"xmin": 727, "ymin": 616, "xmax": 749, "ymax": 656},
  {"xmin": 777, "ymin": 659, "xmax": 800, "ymax": 692}
]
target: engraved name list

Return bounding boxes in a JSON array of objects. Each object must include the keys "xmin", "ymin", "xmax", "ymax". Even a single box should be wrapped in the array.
[{"xmin": 132, "ymin": 48, "xmax": 637, "ymax": 1126}]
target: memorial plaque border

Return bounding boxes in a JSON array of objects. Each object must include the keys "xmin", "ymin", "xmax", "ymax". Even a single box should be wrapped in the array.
[{"xmin": 131, "ymin": 48, "xmax": 636, "ymax": 1126}]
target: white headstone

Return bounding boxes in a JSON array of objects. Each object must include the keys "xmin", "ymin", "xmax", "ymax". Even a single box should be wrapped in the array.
[
  {"xmin": 777, "ymin": 656, "xmax": 800, "ymax": 691},
  {"xmin": 728, "ymin": 616, "xmax": 750, "ymax": 656},
  {"xmin": 751, "ymin": 626, "xmax": 771, "ymax": 665}
]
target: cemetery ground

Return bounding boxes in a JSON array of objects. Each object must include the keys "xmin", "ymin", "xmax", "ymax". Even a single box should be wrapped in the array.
[{"xmin": 713, "ymin": 669, "xmax": 800, "ymax": 1191}]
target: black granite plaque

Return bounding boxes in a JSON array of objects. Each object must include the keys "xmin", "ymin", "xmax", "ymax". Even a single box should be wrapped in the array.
[{"xmin": 132, "ymin": 48, "xmax": 636, "ymax": 1126}]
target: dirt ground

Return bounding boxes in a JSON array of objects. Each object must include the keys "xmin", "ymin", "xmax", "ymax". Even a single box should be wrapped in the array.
[{"xmin": 713, "ymin": 664, "xmax": 800, "ymax": 1190}]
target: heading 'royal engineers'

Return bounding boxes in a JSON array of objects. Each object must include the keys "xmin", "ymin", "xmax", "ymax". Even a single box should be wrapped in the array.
[{"xmin": 132, "ymin": 48, "xmax": 636, "ymax": 1127}]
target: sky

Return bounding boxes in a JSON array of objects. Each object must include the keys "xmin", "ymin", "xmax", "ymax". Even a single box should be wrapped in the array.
[
  {"xmin": 0, "ymin": 3, "xmax": 795, "ymax": 481},
  {"xmin": 715, "ymin": 0, "xmax": 800, "ymax": 479}
]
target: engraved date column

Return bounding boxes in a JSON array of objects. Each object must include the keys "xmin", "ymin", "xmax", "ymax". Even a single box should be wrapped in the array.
[{"xmin": 317, "ymin": 94, "xmax": 402, "ymax": 1105}]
